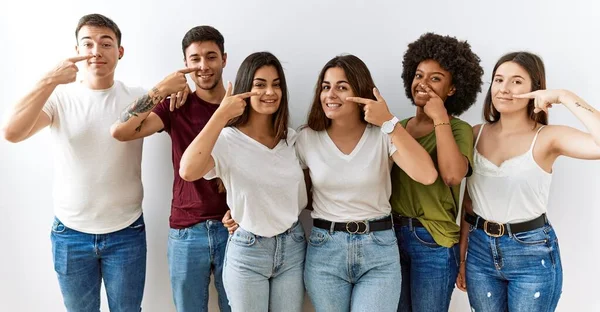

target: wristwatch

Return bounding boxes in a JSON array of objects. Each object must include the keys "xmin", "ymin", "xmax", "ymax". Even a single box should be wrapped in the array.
[{"xmin": 381, "ymin": 116, "xmax": 399, "ymax": 134}]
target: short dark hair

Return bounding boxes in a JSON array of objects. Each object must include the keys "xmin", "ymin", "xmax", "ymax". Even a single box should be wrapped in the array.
[
  {"xmin": 402, "ymin": 32, "xmax": 483, "ymax": 116},
  {"xmin": 228, "ymin": 52, "xmax": 289, "ymax": 143},
  {"xmin": 306, "ymin": 54, "xmax": 374, "ymax": 131},
  {"xmin": 483, "ymin": 52, "xmax": 548, "ymax": 126},
  {"xmin": 75, "ymin": 14, "xmax": 122, "ymax": 46},
  {"xmin": 182, "ymin": 26, "xmax": 225, "ymax": 57}
]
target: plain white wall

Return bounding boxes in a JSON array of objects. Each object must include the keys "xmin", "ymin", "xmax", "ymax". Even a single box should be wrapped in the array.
[{"xmin": 1, "ymin": 0, "xmax": 599, "ymax": 311}]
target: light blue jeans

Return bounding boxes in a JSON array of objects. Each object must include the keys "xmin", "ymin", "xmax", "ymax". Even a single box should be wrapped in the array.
[
  {"xmin": 466, "ymin": 220, "xmax": 563, "ymax": 312},
  {"xmin": 304, "ymin": 218, "xmax": 401, "ymax": 312},
  {"xmin": 223, "ymin": 221, "xmax": 306, "ymax": 312},
  {"xmin": 168, "ymin": 220, "xmax": 230, "ymax": 312},
  {"xmin": 50, "ymin": 215, "xmax": 146, "ymax": 312}
]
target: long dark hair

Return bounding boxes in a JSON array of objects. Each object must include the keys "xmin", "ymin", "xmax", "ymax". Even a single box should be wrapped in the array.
[
  {"xmin": 483, "ymin": 51, "xmax": 548, "ymax": 125},
  {"xmin": 306, "ymin": 54, "xmax": 375, "ymax": 131},
  {"xmin": 227, "ymin": 52, "xmax": 289, "ymax": 143}
]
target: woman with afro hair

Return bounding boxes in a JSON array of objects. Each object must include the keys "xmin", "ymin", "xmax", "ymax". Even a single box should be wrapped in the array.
[{"xmin": 389, "ymin": 32, "xmax": 483, "ymax": 312}]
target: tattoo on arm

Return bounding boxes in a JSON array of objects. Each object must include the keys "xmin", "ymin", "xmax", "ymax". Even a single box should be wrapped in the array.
[
  {"xmin": 575, "ymin": 102, "xmax": 595, "ymax": 113},
  {"xmin": 134, "ymin": 120, "xmax": 145, "ymax": 133},
  {"xmin": 119, "ymin": 87, "xmax": 164, "ymax": 123}
]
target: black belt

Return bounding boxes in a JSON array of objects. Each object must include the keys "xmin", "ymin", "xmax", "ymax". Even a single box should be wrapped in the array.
[
  {"xmin": 392, "ymin": 214, "xmax": 424, "ymax": 227},
  {"xmin": 313, "ymin": 216, "xmax": 393, "ymax": 234},
  {"xmin": 465, "ymin": 212, "xmax": 548, "ymax": 237}
]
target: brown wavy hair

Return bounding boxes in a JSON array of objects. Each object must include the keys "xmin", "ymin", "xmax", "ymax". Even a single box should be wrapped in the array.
[
  {"xmin": 483, "ymin": 51, "xmax": 548, "ymax": 126},
  {"xmin": 306, "ymin": 54, "xmax": 375, "ymax": 131}
]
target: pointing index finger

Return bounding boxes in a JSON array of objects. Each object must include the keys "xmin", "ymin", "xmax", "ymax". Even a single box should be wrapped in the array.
[
  {"xmin": 178, "ymin": 66, "xmax": 201, "ymax": 74},
  {"xmin": 67, "ymin": 54, "xmax": 94, "ymax": 63},
  {"xmin": 346, "ymin": 97, "xmax": 371, "ymax": 105}
]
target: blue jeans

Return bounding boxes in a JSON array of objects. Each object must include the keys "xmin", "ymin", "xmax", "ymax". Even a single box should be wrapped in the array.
[
  {"xmin": 305, "ymin": 219, "xmax": 401, "ymax": 312},
  {"xmin": 223, "ymin": 221, "xmax": 306, "ymax": 312},
  {"xmin": 394, "ymin": 224, "xmax": 459, "ymax": 312},
  {"xmin": 466, "ymin": 222, "xmax": 563, "ymax": 312},
  {"xmin": 50, "ymin": 215, "xmax": 147, "ymax": 312},
  {"xmin": 168, "ymin": 220, "xmax": 230, "ymax": 312}
]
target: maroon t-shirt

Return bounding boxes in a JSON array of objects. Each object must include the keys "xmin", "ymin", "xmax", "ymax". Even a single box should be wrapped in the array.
[{"xmin": 153, "ymin": 93, "xmax": 228, "ymax": 229}]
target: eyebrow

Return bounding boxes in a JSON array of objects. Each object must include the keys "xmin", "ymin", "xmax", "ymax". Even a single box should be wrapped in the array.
[
  {"xmin": 188, "ymin": 51, "xmax": 219, "ymax": 58},
  {"xmin": 253, "ymin": 78, "xmax": 280, "ymax": 82},
  {"xmin": 494, "ymin": 74, "xmax": 525, "ymax": 79},
  {"xmin": 416, "ymin": 69, "xmax": 446, "ymax": 77},
  {"xmin": 322, "ymin": 80, "xmax": 349, "ymax": 84},
  {"xmin": 80, "ymin": 35, "xmax": 114, "ymax": 41}
]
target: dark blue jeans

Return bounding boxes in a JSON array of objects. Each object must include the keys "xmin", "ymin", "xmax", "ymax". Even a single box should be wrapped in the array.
[
  {"xmin": 394, "ymin": 223, "xmax": 459, "ymax": 312},
  {"xmin": 51, "ymin": 215, "xmax": 147, "ymax": 312},
  {"xmin": 466, "ymin": 221, "xmax": 563, "ymax": 312}
]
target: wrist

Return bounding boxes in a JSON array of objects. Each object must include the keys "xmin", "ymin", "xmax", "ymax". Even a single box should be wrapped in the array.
[
  {"xmin": 152, "ymin": 84, "xmax": 169, "ymax": 99},
  {"xmin": 40, "ymin": 75, "xmax": 59, "ymax": 88}
]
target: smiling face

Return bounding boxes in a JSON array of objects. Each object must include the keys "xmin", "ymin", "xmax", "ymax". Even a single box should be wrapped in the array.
[
  {"xmin": 490, "ymin": 61, "xmax": 533, "ymax": 114},
  {"xmin": 184, "ymin": 41, "xmax": 227, "ymax": 91},
  {"xmin": 248, "ymin": 65, "xmax": 282, "ymax": 116},
  {"xmin": 75, "ymin": 25, "xmax": 123, "ymax": 80},
  {"xmin": 410, "ymin": 59, "xmax": 455, "ymax": 106},
  {"xmin": 320, "ymin": 67, "xmax": 361, "ymax": 122}
]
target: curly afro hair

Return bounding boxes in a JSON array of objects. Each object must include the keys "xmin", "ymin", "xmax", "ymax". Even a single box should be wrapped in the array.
[{"xmin": 402, "ymin": 32, "xmax": 484, "ymax": 116}]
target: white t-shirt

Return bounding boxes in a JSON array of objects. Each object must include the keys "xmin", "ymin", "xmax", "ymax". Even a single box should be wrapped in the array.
[
  {"xmin": 296, "ymin": 124, "xmax": 397, "ymax": 222},
  {"xmin": 204, "ymin": 127, "xmax": 307, "ymax": 237},
  {"xmin": 42, "ymin": 80, "xmax": 147, "ymax": 234}
]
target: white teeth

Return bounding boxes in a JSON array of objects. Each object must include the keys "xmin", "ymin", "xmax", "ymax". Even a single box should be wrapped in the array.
[{"xmin": 326, "ymin": 103, "xmax": 341, "ymax": 108}]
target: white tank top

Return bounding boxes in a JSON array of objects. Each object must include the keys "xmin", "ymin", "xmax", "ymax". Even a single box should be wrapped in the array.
[{"xmin": 466, "ymin": 124, "xmax": 552, "ymax": 223}]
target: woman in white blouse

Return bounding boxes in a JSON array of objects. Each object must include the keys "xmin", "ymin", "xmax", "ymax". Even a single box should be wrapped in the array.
[{"xmin": 179, "ymin": 52, "xmax": 307, "ymax": 312}]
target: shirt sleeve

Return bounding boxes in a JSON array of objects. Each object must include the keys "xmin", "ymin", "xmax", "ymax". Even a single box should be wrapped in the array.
[
  {"xmin": 452, "ymin": 119, "xmax": 475, "ymax": 177},
  {"xmin": 151, "ymin": 98, "xmax": 171, "ymax": 133},
  {"xmin": 204, "ymin": 129, "xmax": 230, "ymax": 180},
  {"xmin": 41, "ymin": 89, "xmax": 61, "ymax": 127},
  {"xmin": 294, "ymin": 128, "xmax": 309, "ymax": 169}
]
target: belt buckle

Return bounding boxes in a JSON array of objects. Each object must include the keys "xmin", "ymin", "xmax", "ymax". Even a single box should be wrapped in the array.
[
  {"xmin": 345, "ymin": 221, "xmax": 368, "ymax": 234},
  {"xmin": 483, "ymin": 220, "xmax": 505, "ymax": 237}
]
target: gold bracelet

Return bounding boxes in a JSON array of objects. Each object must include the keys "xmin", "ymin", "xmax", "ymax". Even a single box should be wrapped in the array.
[{"xmin": 433, "ymin": 122, "xmax": 451, "ymax": 128}]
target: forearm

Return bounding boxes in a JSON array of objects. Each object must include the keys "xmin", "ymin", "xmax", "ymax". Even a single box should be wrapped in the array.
[
  {"xmin": 111, "ymin": 87, "xmax": 167, "ymax": 139},
  {"xmin": 179, "ymin": 112, "xmax": 228, "ymax": 181},
  {"xmin": 390, "ymin": 126, "xmax": 438, "ymax": 185},
  {"xmin": 2, "ymin": 77, "xmax": 57, "ymax": 141},
  {"xmin": 561, "ymin": 90, "xmax": 600, "ymax": 146},
  {"xmin": 435, "ymin": 125, "xmax": 468, "ymax": 186}
]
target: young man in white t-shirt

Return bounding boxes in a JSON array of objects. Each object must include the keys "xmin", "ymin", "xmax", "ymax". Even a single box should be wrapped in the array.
[{"xmin": 0, "ymin": 14, "xmax": 175, "ymax": 311}]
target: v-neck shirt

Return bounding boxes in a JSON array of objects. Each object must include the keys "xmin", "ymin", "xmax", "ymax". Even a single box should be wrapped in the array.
[
  {"xmin": 204, "ymin": 127, "xmax": 307, "ymax": 237},
  {"xmin": 296, "ymin": 124, "xmax": 397, "ymax": 222}
]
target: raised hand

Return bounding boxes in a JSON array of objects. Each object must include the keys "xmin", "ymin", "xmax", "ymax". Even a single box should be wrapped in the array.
[
  {"xmin": 346, "ymin": 87, "xmax": 393, "ymax": 127},
  {"xmin": 45, "ymin": 55, "xmax": 94, "ymax": 85},
  {"xmin": 156, "ymin": 67, "xmax": 200, "ymax": 103},
  {"xmin": 513, "ymin": 89, "xmax": 566, "ymax": 114},
  {"xmin": 169, "ymin": 84, "xmax": 191, "ymax": 112},
  {"xmin": 215, "ymin": 82, "xmax": 260, "ymax": 122},
  {"xmin": 421, "ymin": 83, "xmax": 449, "ymax": 123}
]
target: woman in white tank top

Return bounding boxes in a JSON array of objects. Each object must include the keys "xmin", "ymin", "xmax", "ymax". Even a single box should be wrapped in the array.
[{"xmin": 456, "ymin": 52, "xmax": 600, "ymax": 312}]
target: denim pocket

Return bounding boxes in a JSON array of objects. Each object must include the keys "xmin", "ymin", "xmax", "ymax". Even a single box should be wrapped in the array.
[
  {"xmin": 412, "ymin": 227, "xmax": 441, "ymax": 248},
  {"xmin": 290, "ymin": 225, "xmax": 306, "ymax": 243},
  {"xmin": 169, "ymin": 227, "xmax": 188, "ymax": 240},
  {"xmin": 512, "ymin": 227, "xmax": 549, "ymax": 246},
  {"xmin": 468, "ymin": 224, "xmax": 477, "ymax": 233},
  {"xmin": 51, "ymin": 218, "xmax": 67, "ymax": 234},
  {"xmin": 370, "ymin": 229, "xmax": 397, "ymax": 246},
  {"xmin": 308, "ymin": 227, "xmax": 329, "ymax": 247},
  {"xmin": 230, "ymin": 228, "xmax": 256, "ymax": 247}
]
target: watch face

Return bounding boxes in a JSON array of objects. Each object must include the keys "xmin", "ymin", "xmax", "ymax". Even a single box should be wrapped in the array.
[{"xmin": 382, "ymin": 122, "xmax": 392, "ymax": 133}]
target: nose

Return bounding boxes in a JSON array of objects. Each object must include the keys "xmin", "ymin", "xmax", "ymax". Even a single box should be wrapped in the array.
[
  {"xmin": 265, "ymin": 85, "xmax": 275, "ymax": 95},
  {"xmin": 325, "ymin": 88, "xmax": 338, "ymax": 99},
  {"xmin": 498, "ymin": 81, "xmax": 510, "ymax": 94},
  {"xmin": 199, "ymin": 58, "xmax": 208, "ymax": 71}
]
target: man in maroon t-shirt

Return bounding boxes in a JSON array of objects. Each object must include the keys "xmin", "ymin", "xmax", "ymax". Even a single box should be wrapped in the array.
[{"xmin": 110, "ymin": 26, "xmax": 231, "ymax": 312}]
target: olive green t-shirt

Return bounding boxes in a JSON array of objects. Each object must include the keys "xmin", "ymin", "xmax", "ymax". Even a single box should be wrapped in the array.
[{"xmin": 390, "ymin": 117, "xmax": 474, "ymax": 248}]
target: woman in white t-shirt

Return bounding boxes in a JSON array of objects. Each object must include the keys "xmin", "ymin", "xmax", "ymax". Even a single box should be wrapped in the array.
[
  {"xmin": 297, "ymin": 54, "xmax": 438, "ymax": 312},
  {"xmin": 458, "ymin": 51, "xmax": 600, "ymax": 312},
  {"xmin": 179, "ymin": 52, "xmax": 307, "ymax": 312}
]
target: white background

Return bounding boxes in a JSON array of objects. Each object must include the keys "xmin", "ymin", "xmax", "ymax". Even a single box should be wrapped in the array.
[{"xmin": 1, "ymin": 1, "xmax": 598, "ymax": 311}]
